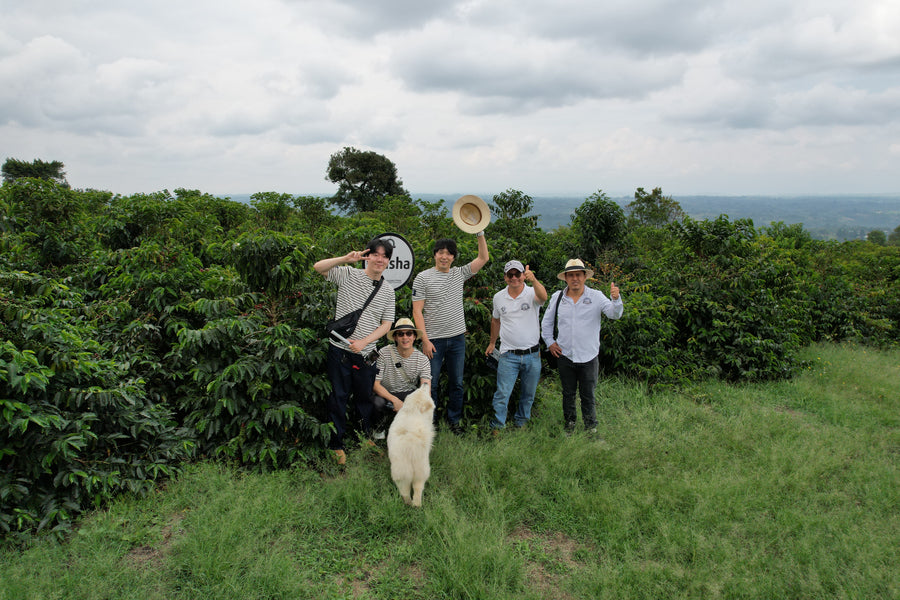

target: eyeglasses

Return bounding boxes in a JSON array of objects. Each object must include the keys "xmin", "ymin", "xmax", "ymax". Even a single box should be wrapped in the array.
[
  {"xmin": 506, "ymin": 270, "xmax": 523, "ymax": 278},
  {"xmin": 394, "ymin": 330, "xmax": 416, "ymax": 338}
]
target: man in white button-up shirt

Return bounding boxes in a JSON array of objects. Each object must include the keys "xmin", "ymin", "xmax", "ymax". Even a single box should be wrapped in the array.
[{"xmin": 541, "ymin": 259, "xmax": 623, "ymax": 434}]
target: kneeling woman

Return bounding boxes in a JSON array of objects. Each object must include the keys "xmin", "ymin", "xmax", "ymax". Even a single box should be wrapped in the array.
[{"xmin": 373, "ymin": 318, "xmax": 431, "ymax": 434}]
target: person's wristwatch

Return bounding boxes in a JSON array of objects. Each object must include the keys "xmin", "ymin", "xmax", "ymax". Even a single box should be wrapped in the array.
[{"xmin": 475, "ymin": 231, "xmax": 485, "ymax": 237}]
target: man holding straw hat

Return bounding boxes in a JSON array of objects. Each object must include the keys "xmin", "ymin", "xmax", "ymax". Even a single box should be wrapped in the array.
[{"xmin": 412, "ymin": 195, "xmax": 490, "ymax": 435}]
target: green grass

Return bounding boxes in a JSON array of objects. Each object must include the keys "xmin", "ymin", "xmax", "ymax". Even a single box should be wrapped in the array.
[{"xmin": 2, "ymin": 343, "xmax": 898, "ymax": 599}]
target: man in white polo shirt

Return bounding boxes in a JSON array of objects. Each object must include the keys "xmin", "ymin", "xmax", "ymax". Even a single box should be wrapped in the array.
[{"xmin": 485, "ymin": 260, "xmax": 547, "ymax": 430}]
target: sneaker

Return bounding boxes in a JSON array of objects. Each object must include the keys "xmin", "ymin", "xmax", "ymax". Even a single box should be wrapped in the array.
[
  {"xmin": 373, "ymin": 430, "xmax": 386, "ymax": 440},
  {"xmin": 586, "ymin": 427, "xmax": 604, "ymax": 442},
  {"xmin": 334, "ymin": 449, "xmax": 346, "ymax": 465}
]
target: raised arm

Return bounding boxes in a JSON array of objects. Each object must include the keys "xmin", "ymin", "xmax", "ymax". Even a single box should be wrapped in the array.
[
  {"xmin": 314, "ymin": 249, "xmax": 370, "ymax": 276},
  {"xmin": 469, "ymin": 232, "xmax": 490, "ymax": 274},
  {"xmin": 524, "ymin": 264, "xmax": 547, "ymax": 303}
]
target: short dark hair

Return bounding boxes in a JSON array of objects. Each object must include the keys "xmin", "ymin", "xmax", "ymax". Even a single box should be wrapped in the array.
[
  {"xmin": 366, "ymin": 237, "xmax": 394, "ymax": 259},
  {"xmin": 433, "ymin": 238, "xmax": 458, "ymax": 258}
]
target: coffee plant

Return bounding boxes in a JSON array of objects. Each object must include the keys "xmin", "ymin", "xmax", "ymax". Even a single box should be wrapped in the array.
[{"xmin": 2, "ymin": 177, "xmax": 898, "ymax": 541}]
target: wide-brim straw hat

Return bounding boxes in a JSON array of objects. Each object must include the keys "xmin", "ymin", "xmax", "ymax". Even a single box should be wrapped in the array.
[
  {"xmin": 452, "ymin": 195, "xmax": 491, "ymax": 233},
  {"xmin": 386, "ymin": 317, "xmax": 423, "ymax": 340},
  {"xmin": 557, "ymin": 258, "xmax": 595, "ymax": 281}
]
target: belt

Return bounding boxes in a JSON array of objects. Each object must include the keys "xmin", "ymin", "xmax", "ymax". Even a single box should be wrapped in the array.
[{"xmin": 508, "ymin": 344, "xmax": 540, "ymax": 355}]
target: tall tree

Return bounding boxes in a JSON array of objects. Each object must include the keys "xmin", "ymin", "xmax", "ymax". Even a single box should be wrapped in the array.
[
  {"xmin": 867, "ymin": 229, "xmax": 887, "ymax": 245},
  {"xmin": 626, "ymin": 186, "xmax": 684, "ymax": 228},
  {"xmin": 487, "ymin": 188, "xmax": 539, "ymax": 238},
  {"xmin": 2, "ymin": 158, "xmax": 69, "ymax": 187},
  {"xmin": 325, "ymin": 147, "xmax": 408, "ymax": 213},
  {"xmin": 887, "ymin": 225, "xmax": 900, "ymax": 246},
  {"xmin": 571, "ymin": 190, "xmax": 625, "ymax": 259}
]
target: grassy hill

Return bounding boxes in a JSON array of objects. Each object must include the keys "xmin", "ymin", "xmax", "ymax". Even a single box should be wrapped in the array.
[{"xmin": 2, "ymin": 343, "xmax": 897, "ymax": 600}]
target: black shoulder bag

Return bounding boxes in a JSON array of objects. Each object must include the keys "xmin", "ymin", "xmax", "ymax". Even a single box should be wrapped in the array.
[
  {"xmin": 326, "ymin": 277, "xmax": 384, "ymax": 341},
  {"xmin": 541, "ymin": 290, "xmax": 564, "ymax": 370}
]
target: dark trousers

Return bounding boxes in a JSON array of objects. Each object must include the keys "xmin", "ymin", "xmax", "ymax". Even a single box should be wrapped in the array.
[
  {"xmin": 371, "ymin": 389, "xmax": 413, "ymax": 432},
  {"xmin": 326, "ymin": 344, "xmax": 377, "ymax": 450},
  {"xmin": 557, "ymin": 354, "xmax": 599, "ymax": 428}
]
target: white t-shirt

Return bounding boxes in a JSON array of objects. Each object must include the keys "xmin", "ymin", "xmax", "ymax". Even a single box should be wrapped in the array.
[{"xmin": 492, "ymin": 285, "xmax": 545, "ymax": 351}]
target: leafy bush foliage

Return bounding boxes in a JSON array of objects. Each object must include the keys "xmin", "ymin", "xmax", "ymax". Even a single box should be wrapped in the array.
[
  {"xmin": 2, "ymin": 178, "xmax": 898, "ymax": 540},
  {"xmin": 1, "ymin": 271, "xmax": 193, "ymax": 540}
]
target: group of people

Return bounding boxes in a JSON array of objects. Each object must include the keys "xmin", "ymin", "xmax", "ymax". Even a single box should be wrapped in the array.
[{"xmin": 313, "ymin": 229, "xmax": 623, "ymax": 464}]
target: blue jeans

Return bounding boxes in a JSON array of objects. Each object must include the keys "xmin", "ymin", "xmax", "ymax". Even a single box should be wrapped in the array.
[
  {"xmin": 325, "ymin": 344, "xmax": 377, "ymax": 450},
  {"xmin": 430, "ymin": 334, "xmax": 466, "ymax": 425},
  {"xmin": 491, "ymin": 350, "xmax": 541, "ymax": 428},
  {"xmin": 557, "ymin": 354, "xmax": 599, "ymax": 428}
]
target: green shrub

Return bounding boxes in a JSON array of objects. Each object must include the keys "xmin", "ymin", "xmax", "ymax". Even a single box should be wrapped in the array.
[{"xmin": 0, "ymin": 271, "xmax": 194, "ymax": 540}]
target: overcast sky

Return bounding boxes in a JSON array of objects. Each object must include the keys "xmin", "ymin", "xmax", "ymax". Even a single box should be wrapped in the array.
[{"xmin": 2, "ymin": 0, "xmax": 899, "ymax": 198}]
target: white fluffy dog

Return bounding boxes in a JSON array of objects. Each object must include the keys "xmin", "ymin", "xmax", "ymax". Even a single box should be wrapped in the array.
[{"xmin": 387, "ymin": 384, "xmax": 435, "ymax": 507}]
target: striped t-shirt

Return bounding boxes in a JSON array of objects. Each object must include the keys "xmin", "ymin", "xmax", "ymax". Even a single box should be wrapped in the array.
[
  {"xmin": 411, "ymin": 264, "xmax": 474, "ymax": 339},
  {"xmin": 326, "ymin": 266, "xmax": 395, "ymax": 354},
  {"xmin": 375, "ymin": 345, "xmax": 431, "ymax": 394}
]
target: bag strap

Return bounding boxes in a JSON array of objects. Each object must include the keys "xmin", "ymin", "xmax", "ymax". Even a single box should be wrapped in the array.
[
  {"xmin": 359, "ymin": 276, "xmax": 384, "ymax": 313},
  {"xmin": 551, "ymin": 288, "xmax": 564, "ymax": 340}
]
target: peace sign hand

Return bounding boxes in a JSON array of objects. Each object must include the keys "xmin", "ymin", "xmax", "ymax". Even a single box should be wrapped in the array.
[{"xmin": 345, "ymin": 249, "xmax": 371, "ymax": 264}]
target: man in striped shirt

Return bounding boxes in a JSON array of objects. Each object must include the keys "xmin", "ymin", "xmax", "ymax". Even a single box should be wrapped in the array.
[
  {"xmin": 314, "ymin": 238, "xmax": 396, "ymax": 464},
  {"xmin": 372, "ymin": 318, "xmax": 432, "ymax": 437},
  {"xmin": 412, "ymin": 232, "xmax": 489, "ymax": 434}
]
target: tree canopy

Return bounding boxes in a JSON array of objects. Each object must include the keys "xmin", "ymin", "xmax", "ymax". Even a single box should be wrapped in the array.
[
  {"xmin": 626, "ymin": 186, "xmax": 684, "ymax": 228},
  {"xmin": 2, "ymin": 173, "xmax": 899, "ymax": 540},
  {"xmin": 571, "ymin": 190, "xmax": 625, "ymax": 260},
  {"xmin": 325, "ymin": 147, "xmax": 408, "ymax": 213},
  {"xmin": 2, "ymin": 158, "xmax": 69, "ymax": 187},
  {"xmin": 867, "ymin": 229, "xmax": 887, "ymax": 246}
]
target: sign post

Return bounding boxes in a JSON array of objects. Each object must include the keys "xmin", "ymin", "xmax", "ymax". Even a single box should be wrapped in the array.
[{"xmin": 375, "ymin": 232, "xmax": 415, "ymax": 290}]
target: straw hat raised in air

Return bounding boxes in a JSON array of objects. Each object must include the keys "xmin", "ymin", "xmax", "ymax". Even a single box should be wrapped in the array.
[{"xmin": 452, "ymin": 195, "xmax": 491, "ymax": 233}]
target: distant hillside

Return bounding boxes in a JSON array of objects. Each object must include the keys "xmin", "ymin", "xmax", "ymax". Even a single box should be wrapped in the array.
[
  {"xmin": 414, "ymin": 193, "xmax": 900, "ymax": 241},
  {"xmin": 225, "ymin": 192, "xmax": 900, "ymax": 241}
]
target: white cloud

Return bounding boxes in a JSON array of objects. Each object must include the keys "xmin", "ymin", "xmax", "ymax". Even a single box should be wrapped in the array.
[{"xmin": 1, "ymin": 0, "xmax": 899, "ymax": 196}]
